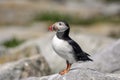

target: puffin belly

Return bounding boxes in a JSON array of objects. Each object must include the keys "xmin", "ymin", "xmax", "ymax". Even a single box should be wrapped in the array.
[{"xmin": 52, "ymin": 35, "xmax": 76, "ymax": 63}]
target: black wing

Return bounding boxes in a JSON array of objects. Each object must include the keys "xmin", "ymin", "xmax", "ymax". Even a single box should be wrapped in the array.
[{"xmin": 66, "ymin": 37, "xmax": 92, "ymax": 61}]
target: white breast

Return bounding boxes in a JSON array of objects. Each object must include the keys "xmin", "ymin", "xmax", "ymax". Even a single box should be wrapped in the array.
[{"xmin": 52, "ymin": 35, "xmax": 76, "ymax": 63}]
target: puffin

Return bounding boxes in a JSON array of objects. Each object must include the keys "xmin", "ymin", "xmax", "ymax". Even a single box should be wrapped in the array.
[{"xmin": 48, "ymin": 21, "xmax": 92, "ymax": 75}]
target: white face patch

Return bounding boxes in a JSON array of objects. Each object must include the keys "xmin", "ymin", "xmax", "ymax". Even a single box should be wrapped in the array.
[{"xmin": 55, "ymin": 22, "xmax": 68, "ymax": 32}]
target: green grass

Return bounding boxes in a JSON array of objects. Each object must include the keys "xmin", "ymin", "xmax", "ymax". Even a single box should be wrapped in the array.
[
  {"xmin": 33, "ymin": 11, "xmax": 120, "ymax": 25},
  {"xmin": 1, "ymin": 38, "xmax": 24, "ymax": 48},
  {"xmin": 34, "ymin": 12, "xmax": 72, "ymax": 23}
]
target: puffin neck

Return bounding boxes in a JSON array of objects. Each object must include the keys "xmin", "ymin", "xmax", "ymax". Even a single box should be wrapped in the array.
[{"xmin": 56, "ymin": 28, "xmax": 70, "ymax": 39}]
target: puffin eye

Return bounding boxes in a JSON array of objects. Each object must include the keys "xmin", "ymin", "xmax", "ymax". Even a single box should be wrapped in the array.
[{"xmin": 59, "ymin": 23, "xmax": 62, "ymax": 26}]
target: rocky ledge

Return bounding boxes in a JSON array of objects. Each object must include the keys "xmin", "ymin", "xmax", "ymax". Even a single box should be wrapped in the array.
[
  {"xmin": 21, "ymin": 68, "xmax": 120, "ymax": 80},
  {"xmin": 0, "ymin": 55, "xmax": 51, "ymax": 80}
]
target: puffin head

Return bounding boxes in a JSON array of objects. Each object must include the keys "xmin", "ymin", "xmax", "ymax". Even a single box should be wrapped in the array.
[{"xmin": 49, "ymin": 21, "xmax": 69, "ymax": 32}]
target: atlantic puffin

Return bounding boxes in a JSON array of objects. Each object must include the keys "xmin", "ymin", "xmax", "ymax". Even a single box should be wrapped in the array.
[{"xmin": 49, "ymin": 21, "xmax": 92, "ymax": 75}]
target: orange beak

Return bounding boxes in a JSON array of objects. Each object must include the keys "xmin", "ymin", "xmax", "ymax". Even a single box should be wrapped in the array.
[
  {"xmin": 48, "ymin": 24, "xmax": 58, "ymax": 31},
  {"xmin": 48, "ymin": 25, "xmax": 53, "ymax": 31}
]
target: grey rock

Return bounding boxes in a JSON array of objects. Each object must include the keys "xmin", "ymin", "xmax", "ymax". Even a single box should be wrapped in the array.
[
  {"xmin": 0, "ymin": 24, "xmax": 48, "ymax": 64},
  {"xmin": 21, "ymin": 68, "xmax": 120, "ymax": 80},
  {"xmin": 0, "ymin": 43, "xmax": 40, "ymax": 64},
  {"xmin": 107, "ymin": 74, "xmax": 120, "ymax": 78},
  {"xmin": 0, "ymin": 55, "xmax": 51, "ymax": 80}
]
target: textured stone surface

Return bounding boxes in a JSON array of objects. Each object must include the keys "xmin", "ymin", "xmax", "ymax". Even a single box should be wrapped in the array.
[
  {"xmin": 0, "ymin": 44, "xmax": 40, "ymax": 64},
  {"xmin": 0, "ymin": 55, "xmax": 51, "ymax": 80},
  {"xmin": 21, "ymin": 68, "xmax": 120, "ymax": 80}
]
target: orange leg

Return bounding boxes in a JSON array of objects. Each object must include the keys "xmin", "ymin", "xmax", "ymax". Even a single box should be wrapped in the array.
[{"xmin": 59, "ymin": 61, "xmax": 71, "ymax": 75}]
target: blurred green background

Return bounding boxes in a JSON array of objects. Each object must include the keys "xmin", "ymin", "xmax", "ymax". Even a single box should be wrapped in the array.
[
  {"xmin": 0, "ymin": 0, "xmax": 119, "ymax": 63},
  {"xmin": 0, "ymin": 0, "xmax": 119, "ymax": 48}
]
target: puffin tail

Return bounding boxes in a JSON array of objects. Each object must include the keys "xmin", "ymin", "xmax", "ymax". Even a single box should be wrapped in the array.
[{"xmin": 84, "ymin": 52, "xmax": 93, "ymax": 61}]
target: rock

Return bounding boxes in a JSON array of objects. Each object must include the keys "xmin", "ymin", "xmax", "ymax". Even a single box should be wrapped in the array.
[
  {"xmin": 71, "ymin": 39, "xmax": 120, "ymax": 73},
  {"xmin": 0, "ymin": 23, "xmax": 48, "ymax": 64},
  {"xmin": 21, "ymin": 68, "xmax": 120, "ymax": 80},
  {"xmin": 0, "ymin": 55, "xmax": 51, "ymax": 80},
  {"xmin": 0, "ymin": 44, "xmax": 40, "ymax": 64},
  {"xmin": 107, "ymin": 74, "xmax": 120, "ymax": 78}
]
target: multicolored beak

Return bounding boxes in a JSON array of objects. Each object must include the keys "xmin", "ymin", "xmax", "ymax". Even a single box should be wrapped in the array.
[
  {"xmin": 48, "ymin": 25, "xmax": 53, "ymax": 31},
  {"xmin": 48, "ymin": 24, "xmax": 58, "ymax": 31}
]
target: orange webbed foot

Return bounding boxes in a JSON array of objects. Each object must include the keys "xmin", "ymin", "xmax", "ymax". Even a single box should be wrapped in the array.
[
  {"xmin": 59, "ymin": 61, "xmax": 72, "ymax": 75},
  {"xmin": 59, "ymin": 69, "xmax": 69, "ymax": 75}
]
